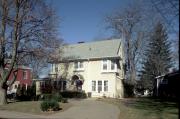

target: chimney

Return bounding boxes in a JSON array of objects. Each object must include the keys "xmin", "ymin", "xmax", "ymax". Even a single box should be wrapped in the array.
[{"xmin": 78, "ymin": 41, "xmax": 84, "ymax": 44}]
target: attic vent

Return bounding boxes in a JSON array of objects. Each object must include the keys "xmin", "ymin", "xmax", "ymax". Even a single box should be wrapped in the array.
[{"xmin": 78, "ymin": 41, "xmax": 84, "ymax": 44}]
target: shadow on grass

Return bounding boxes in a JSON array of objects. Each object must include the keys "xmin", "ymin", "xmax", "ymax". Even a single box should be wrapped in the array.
[{"xmin": 122, "ymin": 97, "xmax": 178, "ymax": 118}]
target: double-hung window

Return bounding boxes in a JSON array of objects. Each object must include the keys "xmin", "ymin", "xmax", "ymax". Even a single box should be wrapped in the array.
[
  {"xmin": 55, "ymin": 64, "xmax": 58, "ymax": 72},
  {"xmin": 102, "ymin": 60, "xmax": 108, "ymax": 70},
  {"xmin": 110, "ymin": 60, "xmax": 116, "ymax": 71},
  {"xmin": 92, "ymin": 81, "xmax": 96, "ymax": 91},
  {"xmin": 98, "ymin": 81, "xmax": 102, "ymax": 93},
  {"xmin": 74, "ymin": 62, "xmax": 78, "ymax": 69},
  {"xmin": 74, "ymin": 61, "xmax": 84, "ymax": 70},
  {"xmin": 23, "ymin": 71, "xmax": 27, "ymax": 80},
  {"xmin": 102, "ymin": 60, "xmax": 117, "ymax": 72},
  {"xmin": 104, "ymin": 80, "xmax": 108, "ymax": 92}
]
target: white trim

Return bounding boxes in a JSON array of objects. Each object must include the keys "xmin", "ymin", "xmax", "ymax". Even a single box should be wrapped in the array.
[
  {"xmin": 92, "ymin": 80, "xmax": 96, "ymax": 91},
  {"xmin": 104, "ymin": 80, "xmax": 108, "ymax": 92},
  {"xmin": 101, "ymin": 60, "xmax": 117, "ymax": 73},
  {"xmin": 74, "ymin": 61, "xmax": 84, "ymax": 71},
  {"xmin": 23, "ymin": 71, "xmax": 28, "ymax": 80},
  {"xmin": 91, "ymin": 80, "xmax": 109, "ymax": 94},
  {"xmin": 97, "ymin": 80, "xmax": 102, "ymax": 93}
]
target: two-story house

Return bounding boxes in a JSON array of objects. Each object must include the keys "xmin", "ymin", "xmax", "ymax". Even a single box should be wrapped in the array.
[
  {"xmin": 50, "ymin": 39, "xmax": 125, "ymax": 98},
  {"xmin": 7, "ymin": 65, "xmax": 32, "ymax": 94}
]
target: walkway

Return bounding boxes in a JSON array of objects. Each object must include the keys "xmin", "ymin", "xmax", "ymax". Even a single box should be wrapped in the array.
[{"xmin": 0, "ymin": 99, "xmax": 119, "ymax": 119}]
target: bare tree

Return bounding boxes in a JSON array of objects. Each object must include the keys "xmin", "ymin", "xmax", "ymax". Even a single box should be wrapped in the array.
[
  {"xmin": 106, "ymin": 2, "xmax": 151, "ymax": 84},
  {"xmin": 0, "ymin": 0, "xmax": 62, "ymax": 105},
  {"xmin": 150, "ymin": 0, "xmax": 179, "ymax": 33}
]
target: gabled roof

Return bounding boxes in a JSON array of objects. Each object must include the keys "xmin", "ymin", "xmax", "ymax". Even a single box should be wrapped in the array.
[{"xmin": 61, "ymin": 39, "xmax": 122, "ymax": 60}]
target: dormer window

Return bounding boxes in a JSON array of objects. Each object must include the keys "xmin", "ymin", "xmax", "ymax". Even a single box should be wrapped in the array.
[{"xmin": 74, "ymin": 61, "xmax": 84, "ymax": 71}]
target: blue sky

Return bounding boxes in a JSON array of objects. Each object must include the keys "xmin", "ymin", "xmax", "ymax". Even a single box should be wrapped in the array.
[
  {"xmin": 40, "ymin": 0, "xmax": 132, "ymax": 78},
  {"xmin": 50, "ymin": 0, "xmax": 132, "ymax": 44}
]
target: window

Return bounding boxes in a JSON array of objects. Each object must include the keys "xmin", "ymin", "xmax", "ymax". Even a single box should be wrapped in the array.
[
  {"xmin": 74, "ymin": 62, "xmax": 78, "ymax": 69},
  {"xmin": 111, "ymin": 60, "xmax": 116, "ymax": 70},
  {"xmin": 52, "ymin": 64, "xmax": 58, "ymax": 72},
  {"xmin": 23, "ymin": 71, "xmax": 27, "ymax": 80},
  {"xmin": 102, "ymin": 60, "xmax": 108, "ymax": 70},
  {"xmin": 98, "ymin": 81, "xmax": 102, "ymax": 93},
  {"xmin": 53, "ymin": 81, "xmax": 57, "ymax": 89},
  {"xmin": 14, "ymin": 85, "xmax": 18, "ymax": 89},
  {"xmin": 74, "ymin": 61, "xmax": 84, "ymax": 70},
  {"xmin": 63, "ymin": 81, "xmax": 66, "ymax": 90},
  {"xmin": 40, "ymin": 82, "xmax": 44, "ymax": 88},
  {"xmin": 79, "ymin": 61, "xmax": 83, "ymax": 68},
  {"xmin": 92, "ymin": 81, "xmax": 96, "ymax": 91},
  {"xmin": 102, "ymin": 60, "xmax": 117, "ymax": 72},
  {"xmin": 104, "ymin": 80, "xmax": 108, "ymax": 92}
]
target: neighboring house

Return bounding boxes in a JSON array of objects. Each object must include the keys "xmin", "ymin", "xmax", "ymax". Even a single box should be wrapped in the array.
[
  {"xmin": 7, "ymin": 65, "xmax": 32, "ymax": 94},
  {"xmin": 154, "ymin": 70, "xmax": 179, "ymax": 99},
  {"xmin": 49, "ymin": 39, "xmax": 125, "ymax": 98}
]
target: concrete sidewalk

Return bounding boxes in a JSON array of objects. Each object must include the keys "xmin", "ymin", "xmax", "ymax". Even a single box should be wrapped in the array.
[{"xmin": 0, "ymin": 99, "xmax": 119, "ymax": 119}]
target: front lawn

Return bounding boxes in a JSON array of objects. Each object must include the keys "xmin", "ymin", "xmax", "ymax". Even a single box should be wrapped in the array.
[
  {"xmin": 99, "ymin": 97, "xmax": 178, "ymax": 119},
  {"xmin": 0, "ymin": 101, "xmax": 72, "ymax": 115}
]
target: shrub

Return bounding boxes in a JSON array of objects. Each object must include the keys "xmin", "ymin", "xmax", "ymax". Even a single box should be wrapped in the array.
[
  {"xmin": 40, "ymin": 85, "xmax": 52, "ymax": 94},
  {"xmin": 16, "ymin": 85, "xmax": 30, "ymax": 101},
  {"xmin": 41, "ymin": 93, "xmax": 63, "ymax": 102},
  {"xmin": 62, "ymin": 98, "xmax": 68, "ymax": 103},
  {"xmin": 76, "ymin": 92, "xmax": 87, "ymax": 98},
  {"xmin": 123, "ymin": 80, "xmax": 135, "ymax": 98},
  {"xmin": 41, "ymin": 94, "xmax": 52, "ymax": 101},
  {"xmin": 52, "ymin": 93, "xmax": 63, "ymax": 102},
  {"xmin": 28, "ymin": 82, "xmax": 36, "ymax": 100},
  {"xmin": 40, "ymin": 100, "xmax": 59, "ymax": 111},
  {"xmin": 15, "ymin": 83, "xmax": 36, "ymax": 101},
  {"xmin": 41, "ymin": 100, "xmax": 49, "ymax": 111},
  {"xmin": 60, "ymin": 91, "xmax": 87, "ymax": 99}
]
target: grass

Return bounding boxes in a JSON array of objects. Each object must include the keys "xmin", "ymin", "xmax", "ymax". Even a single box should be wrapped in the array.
[
  {"xmin": 98, "ymin": 97, "xmax": 178, "ymax": 119},
  {"xmin": 0, "ymin": 101, "xmax": 72, "ymax": 115}
]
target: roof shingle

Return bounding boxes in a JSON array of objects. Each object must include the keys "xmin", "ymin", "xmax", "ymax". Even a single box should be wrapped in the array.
[{"xmin": 61, "ymin": 39, "xmax": 121, "ymax": 60}]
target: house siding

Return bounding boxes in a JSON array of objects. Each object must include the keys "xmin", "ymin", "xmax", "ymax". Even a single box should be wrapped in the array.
[
  {"xmin": 8, "ymin": 68, "xmax": 32, "ymax": 86},
  {"xmin": 49, "ymin": 39, "xmax": 125, "ymax": 98},
  {"xmin": 51, "ymin": 59, "xmax": 124, "ymax": 98}
]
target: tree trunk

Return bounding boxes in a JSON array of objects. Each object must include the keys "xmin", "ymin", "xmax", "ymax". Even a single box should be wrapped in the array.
[{"xmin": 0, "ymin": 83, "xmax": 7, "ymax": 105}]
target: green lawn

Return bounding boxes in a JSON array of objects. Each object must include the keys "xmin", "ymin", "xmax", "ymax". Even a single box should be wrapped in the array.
[
  {"xmin": 0, "ymin": 101, "xmax": 72, "ymax": 115},
  {"xmin": 99, "ymin": 97, "xmax": 178, "ymax": 119}
]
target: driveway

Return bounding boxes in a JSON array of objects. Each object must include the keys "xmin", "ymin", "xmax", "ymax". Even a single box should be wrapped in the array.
[{"xmin": 0, "ymin": 98, "xmax": 119, "ymax": 119}]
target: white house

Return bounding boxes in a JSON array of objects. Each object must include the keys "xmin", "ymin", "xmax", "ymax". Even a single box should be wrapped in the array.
[{"xmin": 49, "ymin": 39, "xmax": 125, "ymax": 98}]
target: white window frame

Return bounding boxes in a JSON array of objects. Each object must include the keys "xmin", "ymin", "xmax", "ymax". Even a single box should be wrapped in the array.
[
  {"xmin": 110, "ymin": 60, "xmax": 117, "ymax": 72},
  {"xmin": 104, "ymin": 80, "xmax": 108, "ymax": 92},
  {"xmin": 101, "ymin": 60, "xmax": 117, "ymax": 72},
  {"xmin": 102, "ymin": 60, "xmax": 108, "ymax": 71},
  {"xmin": 98, "ymin": 80, "xmax": 102, "ymax": 93},
  {"xmin": 92, "ymin": 81, "xmax": 96, "ymax": 91},
  {"xmin": 23, "ymin": 71, "xmax": 27, "ymax": 80},
  {"xmin": 55, "ymin": 64, "xmax": 58, "ymax": 72},
  {"xmin": 74, "ymin": 61, "xmax": 84, "ymax": 71}
]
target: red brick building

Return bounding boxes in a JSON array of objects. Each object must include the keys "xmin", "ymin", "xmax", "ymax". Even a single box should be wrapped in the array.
[{"xmin": 7, "ymin": 65, "xmax": 32, "ymax": 94}]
